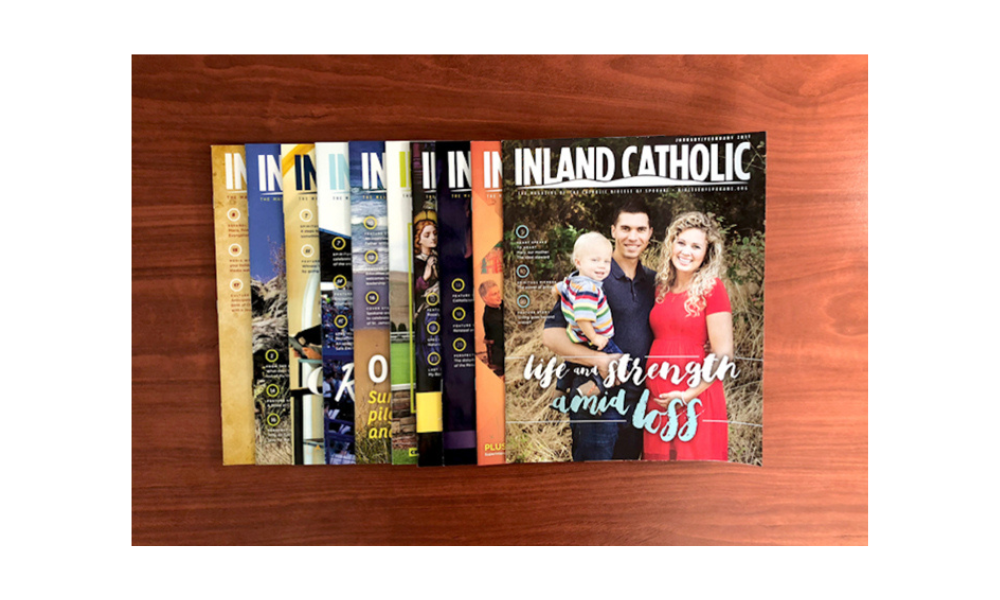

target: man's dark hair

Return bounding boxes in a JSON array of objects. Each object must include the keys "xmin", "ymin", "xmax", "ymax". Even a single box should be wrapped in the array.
[{"xmin": 613, "ymin": 197, "xmax": 652, "ymax": 225}]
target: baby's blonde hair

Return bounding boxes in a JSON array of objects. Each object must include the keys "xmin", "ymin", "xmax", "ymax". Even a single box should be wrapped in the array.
[{"xmin": 572, "ymin": 231, "xmax": 613, "ymax": 263}]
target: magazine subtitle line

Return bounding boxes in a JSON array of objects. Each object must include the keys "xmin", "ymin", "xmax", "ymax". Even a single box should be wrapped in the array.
[{"xmin": 522, "ymin": 352, "xmax": 740, "ymax": 390}]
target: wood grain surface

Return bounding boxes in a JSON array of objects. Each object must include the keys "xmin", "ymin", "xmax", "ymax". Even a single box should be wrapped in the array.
[{"xmin": 132, "ymin": 55, "xmax": 867, "ymax": 545}]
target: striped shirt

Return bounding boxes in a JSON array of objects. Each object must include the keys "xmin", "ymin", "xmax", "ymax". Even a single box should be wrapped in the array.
[{"xmin": 556, "ymin": 274, "xmax": 614, "ymax": 344}]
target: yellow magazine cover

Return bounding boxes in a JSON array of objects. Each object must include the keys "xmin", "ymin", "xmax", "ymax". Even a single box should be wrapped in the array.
[{"xmin": 211, "ymin": 145, "xmax": 254, "ymax": 465}]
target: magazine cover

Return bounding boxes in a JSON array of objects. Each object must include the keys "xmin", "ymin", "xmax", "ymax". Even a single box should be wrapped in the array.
[
  {"xmin": 211, "ymin": 145, "xmax": 255, "ymax": 465},
  {"xmin": 386, "ymin": 141, "xmax": 418, "ymax": 465},
  {"xmin": 350, "ymin": 141, "xmax": 392, "ymax": 464},
  {"xmin": 281, "ymin": 144, "xmax": 324, "ymax": 465},
  {"xmin": 246, "ymin": 143, "xmax": 293, "ymax": 465},
  {"xmin": 471, "ymin": 141, "xmax": 505, "ymax": 465},
  {"xmin": 411, "ymin": 142, "xmax": 444, "ymax": 466},
  {"xmin": 503, "ymin": 133, "xmax": 766, "ymax": 465},
  {"xmin": 437, "ymin": 141, "xmax": 477, "ymax": 465},
  {"xmin": 316, "ymin": 142, "xmax": 356, "ymax": 464}
]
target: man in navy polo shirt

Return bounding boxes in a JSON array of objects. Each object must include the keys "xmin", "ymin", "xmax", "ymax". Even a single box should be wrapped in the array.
[{"xmin": 542, "ymin": 199, "xmax": 656, "ymax": 461}]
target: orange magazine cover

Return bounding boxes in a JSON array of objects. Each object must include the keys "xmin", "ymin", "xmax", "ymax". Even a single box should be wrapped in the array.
[{"xmin": 472, "ymin": 141, "xmax": 505, "ymax": 465}]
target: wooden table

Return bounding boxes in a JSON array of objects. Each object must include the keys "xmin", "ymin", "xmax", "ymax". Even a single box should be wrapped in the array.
[{"xmin": 132, "ymin": 55, "xmax": 867, "ymax": 545}]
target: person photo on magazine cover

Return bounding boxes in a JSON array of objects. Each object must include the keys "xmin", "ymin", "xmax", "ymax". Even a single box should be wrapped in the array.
[
  {"xmin": 644, "ymin": 211, "xmax": 733, "ymax": 461},
  {"xmin": 289, "ymin": 325, "xmax": 322, "ymax": 361},
  {"xmin": 478, "ymin": 280, "xmax": 504, "ymax": 375},
  {"xmin": 550, "ymin": 232, "xmax": 623, "ymax": 397},
  {"xmin": 542, "ymin": 199, "xmax": 656, "ymax": 461},
  {"xmin": 543, "ymin": 207, "xmax": 739, "ymax": 463}
]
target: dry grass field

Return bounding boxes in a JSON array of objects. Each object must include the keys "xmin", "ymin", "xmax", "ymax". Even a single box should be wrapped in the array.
[
  {"xmin": 353, "ymin": 329, "xmax": 393, "ymax": 464},
  {"xmin": 253, "ymin": 417, "xmax": 292, "ymax": 466}
]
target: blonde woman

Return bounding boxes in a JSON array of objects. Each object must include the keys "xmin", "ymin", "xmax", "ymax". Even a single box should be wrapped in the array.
[{"xmin": 644, "ymin": 212, "xmax": 734, "ymax": 461}]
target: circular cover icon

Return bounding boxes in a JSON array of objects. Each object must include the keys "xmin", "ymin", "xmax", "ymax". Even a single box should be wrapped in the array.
[
  {"xmin": 265, "ymin": 349, "xmax": 279, "ymax": 363},
  {"xmin": 453, "ymin": 338, "xmax": 467, "ymax": 352},
  {"xmin": 515, "ymin": 224, "xmax": 529, "ymax": 239},
  {"xmin": 427, "ymin": 321, "xmax": 440, "ymax": 335},
  {"xmin": 266, "ymin": 413, "xmax": 281, "ymax": 427},
  {"xmin": 364, "ymin": 250, "xmax": 379, "ymax": 264},
  {"xmin": 363, "ymin": 216, "xmax": 378, "ymax": 230},
  {"xmin": 428, "ymin": 293, "xmax": 440, "ymax": 306},
  {"xmin": 427, "ymin": 352, "xmax": 441, "ymax": 366},
  {"xmin": 451, "ymin": 279, "xmax": 466, "ymax": 292},
  {"xmin": 227, "ymin": 208, "xmax": 241, "ymax": 222},
  {"xmin": 516, "ymin": 264, "xmax": 530, "ymax": 279},
  {"xmin": 228, "ymin": 243, "xmax": 242, "ymax": 257},
  {"xmin": 300, "ymin": 208, "xmax": 313, "ymax": 222},
  {"xmin": 452, "ymin": 307, "xmax": 466, "ymax": 321},
  {"xmin": 333, "ymin": 275, "xmax": 347, "ymax": 289},
  {"xmin": 266, "ymin": 384, "xmax": 280, "ymax": 397},
  {"xmin": 301, "ymin": 244, "xmax": 315, "ymax": 258},
  {"xmin": 334, "ymin": 315, "xmax": 349, "ymax": 329},
  {"xmin": 365, "ymin": 291, "xmax": 379, "ymax": 305},
  {"xmin": 517, "ymin": 294, "xmax": 531, "ymax": 308},
  {"xmin": 332, "ymin": 237, "xmax": 346, "ymax": 251},
  {"xmin": 230, "ymin": 278, "xmax": 244, "ymax": 293}
]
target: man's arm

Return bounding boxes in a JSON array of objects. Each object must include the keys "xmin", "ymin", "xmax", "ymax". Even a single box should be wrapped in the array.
[
  {"xmin": 541, "ymin": 327, "xmax": 618, "ymax": 381},
  {"xmin": 541, "ymin": 298, "xmax": 620, "ymax": 380}
]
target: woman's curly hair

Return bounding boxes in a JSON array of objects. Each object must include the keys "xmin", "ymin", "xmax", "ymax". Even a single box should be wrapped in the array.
[{"xmin": 654, "ymin": 211, "xmax": 726, "ymax": 316}]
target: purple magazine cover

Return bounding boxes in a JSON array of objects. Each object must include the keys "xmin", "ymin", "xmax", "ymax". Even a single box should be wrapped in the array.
[{"xmin": 437, "ymin": 141, "xmax": 476, "ymax": 465}]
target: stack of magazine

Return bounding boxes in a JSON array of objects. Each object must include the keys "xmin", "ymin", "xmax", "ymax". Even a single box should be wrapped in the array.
[{"xmin": 212, "ymin": 133, "xmax": 766, "ymax": 467}]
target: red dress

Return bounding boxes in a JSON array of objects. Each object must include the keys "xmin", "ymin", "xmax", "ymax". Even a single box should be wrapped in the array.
[{"xmin": 644, "ymin": 278, "xmax": 731, "ymax": 461}]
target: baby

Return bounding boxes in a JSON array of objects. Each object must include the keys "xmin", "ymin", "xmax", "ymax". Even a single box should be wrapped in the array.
[{"xmin": 554, "ymin": 232, "xmax": 621, "ymax": 394}]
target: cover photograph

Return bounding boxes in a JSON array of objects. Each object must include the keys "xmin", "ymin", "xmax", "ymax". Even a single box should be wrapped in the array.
[{"xmin": 502, "ymin": 133, "xmax": 766, "ymax": 465}]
